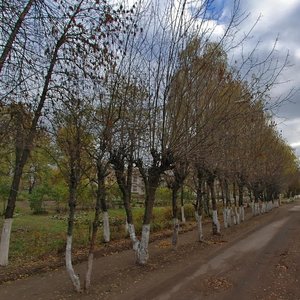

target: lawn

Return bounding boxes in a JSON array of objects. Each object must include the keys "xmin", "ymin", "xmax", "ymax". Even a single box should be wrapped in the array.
[{"xmin": 0, "ymin": 202, "xmax": 195, "ymax": 264}]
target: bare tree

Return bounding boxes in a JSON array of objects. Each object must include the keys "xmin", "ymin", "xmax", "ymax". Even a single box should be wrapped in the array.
[
  {"xmin": 0, "ymin": 0, "xmax": 133, "ymax": 267},
  {"xmin": 0, "ymin": 0, "xmax": 35, "ymax": 74}
]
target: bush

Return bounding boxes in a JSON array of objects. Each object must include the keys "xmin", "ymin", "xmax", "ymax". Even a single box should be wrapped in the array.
[
  {"xmin": 184, "ymin": 204, "xmax": 195, "ymax": 220},
  {"xmin": 17, "ymin": 190, "xmax": 29, "ymax": 202},
  {"xmin": 161, "ymin": 205, "xmax": 195, "ymax": 221},
  {"xmin": 28, "ymin": 186, "xmax": 48, "ymax": 214}
]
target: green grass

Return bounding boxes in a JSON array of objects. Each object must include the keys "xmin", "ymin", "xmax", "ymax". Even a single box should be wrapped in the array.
[{"xmin": 0, "ymin": 203, "xmax": 196, "ymax": 264}]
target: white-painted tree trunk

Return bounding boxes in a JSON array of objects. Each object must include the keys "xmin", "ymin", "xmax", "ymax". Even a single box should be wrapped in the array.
[
  {"xmin": 85, "ymin": 252, "xmax": 93, "ymax": 290},
  {"xmin": 274, "ymin": 199, "xmax": 279, "ymax": 208},
  {"xmin": 181, "ymin": 206, "xmax": 186, "ymax": 223},
  {"xmin": 128, "ymin": 223, "xmax": 139, "ymax": 251},
  {"xmin": 172, "ymin": 218, "xmax": 179, "ymax": 246},
  {"xmin": 251, "ymin": 201, "xmax": 255, "ymax": 215},
  {"xmin": 239, "ymin": 206, "xmax": 245, "ymax": 222},
  {"xmin": 0, "ymin": 218, "xmax": 13, "ymax": 266},
  {"xmin": 125, "ymin": 220, "xmax": 129, "ymax": 234},
  {"xmin": 195, "ymin": 212, "xmax": 203, "ymax": 241},
  {"xmin": 212, "ymin": 210, "xmax": 220, "ymax": 233},
  {"xmin": 136, "ymin": 224, "xmax": 150, "ymax": 265},
  {"xmin": 234, "ymin": 207, "xmax": 240, "ymax": 225},
  {"xmin": 268, "ymin": 201, "xmax": 273, "ymax": 211},
  {"xmin": 103, "ymin": 211, "xmax": 110, "ymax": 243},
  {"xmin": 254, "ymin": 203, "xmax": 259, "ymax": 216},
  {"xmin": 66, "ymin": 235, "xmax": 81, "ymax": 292},
  {"xmin": 223, "ymin": 208, "xmax": 228, "ymax": 228},
  {"xmin": 233, "ymin": 214, "xmax": 237, "ymax": 225},
  {"xmin": 261, "ymin": 202, "xmax": 266, "ymax": 214}
]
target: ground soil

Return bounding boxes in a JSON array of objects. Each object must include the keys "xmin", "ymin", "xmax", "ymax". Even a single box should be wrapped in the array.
[{"xmin": 0, "ymin": 201, "xmax": 299, "ymax": 300}]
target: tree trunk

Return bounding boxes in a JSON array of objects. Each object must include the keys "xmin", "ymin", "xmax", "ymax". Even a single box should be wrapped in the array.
[
  {"xmin": 195, "ymin": 172, "xmax": 204, "ymax": 241},
  {"xmin": 66, "ymin": 181, "xmax": 80, "ymax": 292},
  {"xmin": 208, "ymin": 177, "xmax": 220, "ymax": 235},
  {"xmin": 128, "ymin": 223, "xmax": 139, "ymax": 251},
  {"xmin": 102, "ymin": 211, "xmax": 110, "ymax": 243},
  {"xmin": 232, "ymin": 182, "xmax": 239, "ymax": 224},
  {"xmin": 135, "ymin": 171, "xmax": 160, "ymax": 265},
  {"xmin": 112, "ymin": 157, "xmax": 137, "ymax": 249},
  {"xmin": 224, "ymin": 179, "xmax": 232, "ymax": 227},
  {"xmin": 0, "ymin": 32, "xmax": 66, "ymax": 266},
  {"xmin": 171, "ymin": 186, "xmax": 180, "ymax": 247},
  {"xmin": 195, "ymin": 212, "xmax": 203, "ymax": 242},
  {"xmin": 84, "ymin": 165, "xmax": 104, "ymax": 290},
  {"xmin": 136, "ymin": 224, "xmax": 150, "ymax": 265},
  {"xmin": 253, "ymin": 188, "xmax": 260, "ymax": 216},
  {"xmin": 223, "ymin": 206, "xmax": 228, "ymax": 229},
  {"xmin": 204, "ymin": 182, "xmax": 211, "ymax": 217},
  {"xmin": 84, "ymin": 208, "xmax": 100, "ymax": 290},
  {"xmin": 135, "ymin": 149, "xmax": 172, "ymax": 265},
  {"xmin": 97, "ymin": 173, "xmax": 110, "ymax": 243},
  {"xmin": 66, "ymin": 235, "xmax": 80, "ymax": 292},
  {"xmin": 180, "ymin": 187, "xmax": 186, "ymax": 223},
  {"xmin": 172, "ymin": 217, "xmax": 179, "ymax": 247},
  {"xmin": 238, "ymin": 182, "xmax": 244, "ymax": 222},
  {"xmin": 135, "ymin": 181, "xmax": 157, "ymax": 265},
  {"xmin": 0, "ymin": 219, "xmax": 13, "ymax": 266}
]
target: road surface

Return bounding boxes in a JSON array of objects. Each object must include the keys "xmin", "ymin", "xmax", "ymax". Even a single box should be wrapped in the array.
[{"xmin": 0, "ymin": 201, "xmax": 299, "ymax": 300}]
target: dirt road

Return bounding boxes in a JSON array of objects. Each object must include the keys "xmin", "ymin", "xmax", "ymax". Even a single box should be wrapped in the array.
[{"xmin": 0, "ymin": 201, "xmax": 299, "ymax": 300}]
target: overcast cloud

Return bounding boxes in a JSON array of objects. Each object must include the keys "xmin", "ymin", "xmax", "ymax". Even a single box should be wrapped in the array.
[
  {"xmin": 228, "ymin": 0, "xmax": 300, "ymax": 156},
  {"xmin": 183, "ymin": 0, "xmax": 300, "ymax": 155}
]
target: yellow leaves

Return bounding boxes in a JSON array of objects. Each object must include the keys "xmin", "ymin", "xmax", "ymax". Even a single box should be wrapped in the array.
[
  {"xmin": 205, "ymin": 276, "xmax": 232, "ymax": 290},
  {"xmin": 156, "ymin": 240, "xmax": 172, "ymax": 249}
]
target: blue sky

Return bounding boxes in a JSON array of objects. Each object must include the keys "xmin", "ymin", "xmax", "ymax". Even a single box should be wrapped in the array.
[{"xmin": 190, "ymin": 0, "xmax": 225, "ymax": 21}]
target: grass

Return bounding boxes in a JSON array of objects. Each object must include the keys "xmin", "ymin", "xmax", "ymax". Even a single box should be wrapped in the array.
[{"xmin": 0, "ymin": 201, "xmax": 196, "ymax": 265}]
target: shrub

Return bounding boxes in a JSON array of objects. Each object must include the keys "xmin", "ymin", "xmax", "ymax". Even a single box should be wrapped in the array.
[
  {"xmin": 28, "ymin": 186, "xmax": 48, "ymax": 214},
  {"xmin": 183, "ymin": 204, "xmax": 195, "ymax": 220}
]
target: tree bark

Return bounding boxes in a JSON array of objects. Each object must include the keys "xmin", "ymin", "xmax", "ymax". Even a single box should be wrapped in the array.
[
  {"xmin": 136, "ymin": 224, "xmax": 150, "ymax": 265},
  {"xmin": 66, "ymin": 235, "xmax": 80, "ymax": 292},
  {"xmin": 66, "ymin": 177, "xmax": 80, "ymax": 292},
  {"xmin": 0, "ymin": 219, "xmax": 13, "ymax": 266},
  {"xmin": 208, "ymin": 176, "xmax": 220, "ymax": 235},
  {"xmin": 96, "ymin": 166, "xmax": 110, "ymax": 243},
  {"xmin": 195, "ymin": 170, "xmax": 204, "ymax": 241},
  {"xmin": 135, "ymin": 168, "xmax": 160, "ymax": 264},
  {"xmin": 85, "ymin": 185, "xmax": 102, "ymax": 289},
  {"xmin": 180, "ymin": 187, "xmax": 186, "ymax": 223},
  {"xmin": 135, "ymin": 149, "xmax": 173, "ymax": 265},
  {"xmin": 224, "ymin": 179, "xmax": 232, "ymax": 227},
  {"xmin": 111, "ymin": 154, "xmax": 137, "ymax": 249},
  {"xmin": 238, "ymin": 181, "xmax": 244, "ymax": 221},
  {"xmin": 171, "ymin": 186, "xmax": 180, "ymax": 247},
  {"xmin": 232, "ymin": 182, "xmax": 239, "ymax": 224}
]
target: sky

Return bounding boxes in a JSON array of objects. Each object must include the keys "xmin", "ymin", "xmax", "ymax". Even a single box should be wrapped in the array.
[
  {"xmin": 173, "ymin": 0, "xmax": 300, "ymax": 156},
  {"xmin": 221, "ymin": 0, "xmax": 300, "ymax": 157},
  {"xmin": 125, "ymin": 0, "xmax": 300, "ymax": 156}
]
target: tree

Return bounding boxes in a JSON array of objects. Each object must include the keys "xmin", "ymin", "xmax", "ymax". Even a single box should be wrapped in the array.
[
  {"xmin": 0, "ymin": 0, "xmax": 35, "ymax": 74},
  {"xmin": 0, "ymin": 0, "xmax": 134, "ymax": 267}
]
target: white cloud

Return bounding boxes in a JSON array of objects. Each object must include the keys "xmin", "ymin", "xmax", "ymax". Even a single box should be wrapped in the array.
[
  {"xmin": 276, "ymin": 117, "xmax": 300, "ymax": 156},
  {"xmin": 291, "ymin": 141, "xmax": 300, "ymax": 148}
]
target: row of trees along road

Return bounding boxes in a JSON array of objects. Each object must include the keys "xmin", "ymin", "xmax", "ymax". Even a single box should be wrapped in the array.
[{"xmin": 0, "ymin": 0, "xmax": 299, "ymax": 292}]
